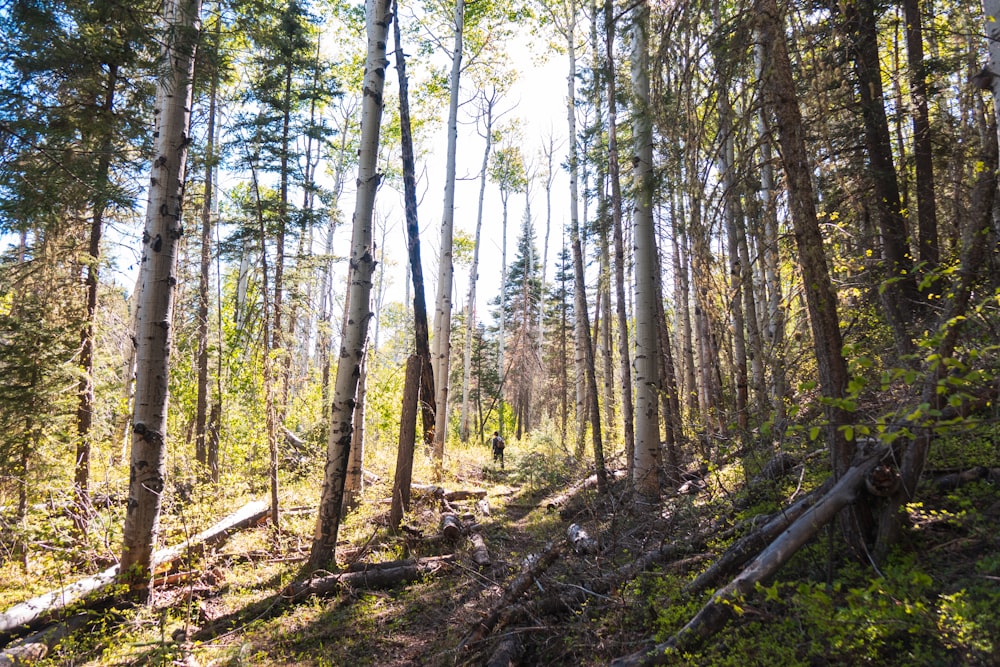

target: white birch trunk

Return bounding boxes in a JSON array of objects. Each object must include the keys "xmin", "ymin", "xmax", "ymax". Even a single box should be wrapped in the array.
[
  {"xmin": 498, "ymin": 189, "xmax": 510, "ymax": 435},
  {"xmin": 431, "ymin": 0, "xmax": 465, "ymax": 465},
  {"xmin": 563, "ymin": 0, "xmax": 588, "ymax": 455},
  {"xmin": 460, "ymin": 92, "xmax": 495, "ymax": 442},
  {"xmin": 984, "ymin": 0, "xmax": 1000, "ymax": 162},
  {"xmin": 120, "ymin": 0, "xmax": 203, "ymax": 593},
  {"xmin": 310, "ymin": 0, "xmax": 391, "ymax": 568},
  {"xmin": 630, "ymin": 1, "xmax": 660, "ymax": 498}
]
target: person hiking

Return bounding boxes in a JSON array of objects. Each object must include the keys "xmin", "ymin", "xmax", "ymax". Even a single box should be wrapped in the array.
[{"xmin": 491, "ymin": 431, "xmax": 505, "ymax": 469}]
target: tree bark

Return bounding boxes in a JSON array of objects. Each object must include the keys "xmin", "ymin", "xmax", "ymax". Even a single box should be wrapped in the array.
[
  {"xmin": 390, "ymin": 355, "xmax": 421, "ymax": 531},
  {"xmin": 310, "ymin": 0, "xmax": 391, "ymax": 569},
  {"xmin": 120, "ymin": 0, "xmax": 203, "ymax": 597},
  {"xmin": 842, "ymin": 0, "xmax": 920, "ymax": 353},
  {"xmin": 75, "ymin": 64, "xmax": 118, "ymax": 533},
  {"xmin": 604, "ymin": 0, "xmax": 635, "ymax": 477},
  {"xmin": 902, "ymin": 0, "xmax": 938, "ymax": 270},
  {"xmin": 756, "ymin": 0, "xmax": 859, "ymax": 553},
  {"xmin": 872, "ymin": 108, "xmax": 998, "ymax": 560},
  {"xmin": 392, "ymin": 7, "xmax": 436, "ymax": 449},
  {"xmin": 431, "ymin": 0, "xmax": 466, "ymax": 469},
  {"xmin": 461, "ymin": 90, "xmax": 499, "ymax": 442},
  {"xmin": 631, "ymin": 0, "xmax": 660, "ymax": 499},
  {"xmin": 195, "ymin": 16, "xmax": 221, "ymax": 477}
]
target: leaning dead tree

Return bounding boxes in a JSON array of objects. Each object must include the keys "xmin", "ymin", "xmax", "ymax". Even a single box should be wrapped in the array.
[{"xmin": 611, "ymin": 445, "xmax": 889, "ymax": 666}]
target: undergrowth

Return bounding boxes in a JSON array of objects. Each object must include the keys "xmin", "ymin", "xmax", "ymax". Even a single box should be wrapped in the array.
[{"xmin": 1, "ymin": 423, "xmax": 998, "ymax": 666}]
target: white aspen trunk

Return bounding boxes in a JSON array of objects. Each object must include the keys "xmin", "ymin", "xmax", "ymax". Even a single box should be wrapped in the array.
[
  {"xmin": 564, "ymin": 1, "xmax": 588, "ymax": 456},
  {"xmin": 498, "ymin": 189, "xmax": 510, "ymax": 437},
  {"xmin": 195, "ymin": 18, "xmax": 220, "ymax": 473},
  {"xmin": 671, "ymin": 192, "xmax": 697, "ymax": 419},
  {"xmin": 539, "ymin": 135, "xmax": 554, "ymax": 389},
  {"xmin": 431, "ymin": 0, "xmax": 465, "ymax": 466},
  {"xmin": 603, "ymin": 0, "xmax": 635, "ymax": 472},
  {"xmin": 120, "ymin": 0, "xmax": 203, "ymax": 593},
  {"xmin": 983, "ymin": 0, "xmax": 1000, "ymax": 165},
  {"xmin": 310, "ymin": 0, "xmax": 391, "ymax": 568},
  {"xmin": 630, "ymin": 0, "xmax": 660, "ymax": 498},
  {"xmin": 461, "ymin": 92, "xmax": 495, "ymax": 442}
]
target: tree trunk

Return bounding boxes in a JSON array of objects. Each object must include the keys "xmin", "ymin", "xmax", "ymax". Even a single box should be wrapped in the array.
[
  {"xmin": 461, "ymin": 90, "xmax": 500, "ymax": 442},
  {"xmin": 630, "ymin": 0, "xmax": 660, "ymax": 498},
  {"xmin": 120, "ymin": 0, "xmax": 202, "ymax": 597},
  {"xmin": 873, "ymin": 106, "xmax": 997, "ymax": 560},
  {"xmin": 563, "ymin": 0, "xmax": 590, "ymax": 459},
  {"xmin": 603, "ymin": 0, "xmax": 635, "ymax": 474},
  {"xmin": 715, "ymin": 7, "xmax": 748, "ymax": 432},
  {"xmin": 431, "ymin": 0, "xmax": 466, "ymax": 469},
  {"xmin": 902, "ymin": 0, "xmax": 938, "ymax": 270},
  {"xmin": 756, "ymin": 0, "xmax": 858, "ymax": 553},
  {"xmin": 654, "ymin": 259, "xmax": 682, "ymax": 481},
  {"xmin": 343, "ymin": 354, "xmax": 367, "ymax": 511},
  {"xmin": 842, "ymin": 0, "xmax": 920, "ymax": 353},
  {"xmin": 75, "ymin": 64, "xmax": 118, "ymax": 533},
  {"xmin": 984, "ymin": 0, "xmax": 1000, "ymax": 158},
  {"xmin": 498, "ymin": 188, "xmax": 511, "ymax": 440},
  {"xmin": 392, "ymin": 1, "xmax": 436, "ymax": 450},
  {"xmin": 672, "ymin": 194, "xmax": 698, "ymax": 419},
  {"xmin": 754, "ymin": 40, "xmax": 787, "ymax": 430},
  {"xmin": 390, "ymin": 355, "xmax": 421, "ymax": 531},
  {"xmin": 249, "ymin": 151, "xmax": 279, "ymax": 531},
  {"xmin": 195, "ymin": 17, "xmax": 221, "ymax": 476},
  {"xmin": 310, "ymin": 0, "xmax": 391, "ymax": 569}
]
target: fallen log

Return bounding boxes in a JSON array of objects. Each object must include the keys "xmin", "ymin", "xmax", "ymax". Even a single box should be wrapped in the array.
[
  {"xmin": 684, "ymin": 476, "xmax": 834, "ymax": 596},
  {"xmin": 477, "ymin": 498, "xmax": 491, "ymax": 516},
  {"xmin": 445, "ymin": 489, "xmax": 488, "ymax": 501},
  {"xmin": 0, "ymin": 614, "xmax": 90, "ymax": 667},
  {"xmin": 610, "ymin": 445, "xmax": 888, "ymax": 667},
  {"xmin": 470, "ymin": 532, "xmax": 491, "ymax": 567},
  {"xmin": 282, "ymin": 555, "xmax": 455, "ymax": 600},
  {"xmin": 441, "ymin": 514, "xmax": 463, "ymax": 540},
  {"xmin": 486, "ymin": 632, "xmax": 525, "ymax": 667},
  {"xmin": 0, "ymin": 499, "xmax": 269, "ymax": 642},
  {"xmin": 932, "ymin": 466, "xmax": 998, "ymax": 491},
  {"xmin": 567, "ymin": 523, "xmax": 598, "ymax": 555},
  {"xmin": 459, "ymin": 541, "xmax": 563, "ymax": 650},
  {"xmin": 544, "ymin": 470, "xmax": 626, "ymax": 513},
  {"xmin": 478, "ymin": 553, "xmax": 711, "ymax": 664}
]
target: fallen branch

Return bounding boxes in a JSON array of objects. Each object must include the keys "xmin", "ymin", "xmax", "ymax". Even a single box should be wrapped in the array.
[
  {"xmin": 610, "ymin": 445, "xmax": 888, "ymax": 667},
  {"xmin": 282, "ymin": 555, "xmax": 455, "ymax": 600},
  {"xmin": 0, "ymin": 499, "xmax": 269, "ymax": 642}
]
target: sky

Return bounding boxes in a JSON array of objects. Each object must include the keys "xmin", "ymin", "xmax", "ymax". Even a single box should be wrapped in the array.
[{"xmin": 101, "ymin": 14, "xmax": 579, "ymax": 343}]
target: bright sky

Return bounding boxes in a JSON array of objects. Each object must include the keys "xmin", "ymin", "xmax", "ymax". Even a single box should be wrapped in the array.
[{"xmin": 102, "ymin": 17, "xmax": 578, "ymax": 343}]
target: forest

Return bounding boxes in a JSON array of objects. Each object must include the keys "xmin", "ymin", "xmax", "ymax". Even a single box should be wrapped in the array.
[{"xmin": 1, "ymin": 0, "xmax": 1000, "ymax": 663}]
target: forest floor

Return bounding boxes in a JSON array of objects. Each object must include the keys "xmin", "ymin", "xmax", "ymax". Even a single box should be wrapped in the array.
[{"xmin": 3, "ymin": 431, "xmax": 1000, "ymax": 667}]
